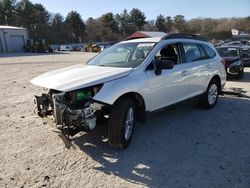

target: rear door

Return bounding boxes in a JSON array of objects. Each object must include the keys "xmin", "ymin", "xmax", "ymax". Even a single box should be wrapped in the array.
[{"xmin": 181, "ymin": 42, "xmax": 210, "ymax": 98}]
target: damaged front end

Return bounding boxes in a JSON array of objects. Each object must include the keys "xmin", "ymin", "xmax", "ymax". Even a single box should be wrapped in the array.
[{"xmin": 35, "ymin": 84, "xmax": 105, "ymax": 137}]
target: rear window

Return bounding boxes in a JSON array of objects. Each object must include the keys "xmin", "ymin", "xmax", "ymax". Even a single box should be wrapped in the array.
[
  {"xmin": 241, "ymin": 48, "xmax": 250, "ymax": 58},
  {"xmin": 216, "ymin": 47, "xmax": 240, "ymax": 57},
  {"xmin": 202, "ymin": 44, "xmax": 216, "ymax": 58}
]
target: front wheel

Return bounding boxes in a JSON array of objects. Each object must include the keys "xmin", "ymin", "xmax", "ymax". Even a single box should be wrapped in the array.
[
  {"xmin": 200, "ymin": 79, "xmax": 219, "ymax": 109},
  {"xmin": 108, "ymin": 98, "xmax": 135, "ymax": 149}
]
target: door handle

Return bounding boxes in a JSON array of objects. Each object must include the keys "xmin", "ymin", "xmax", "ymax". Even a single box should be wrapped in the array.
[
  {"xmin": 206, "ymin": 64, "xmax": 211, "ymax": 69},
  {"xmin": 181, "ymin": 70, "xmax": 188, "ymax": 76}
]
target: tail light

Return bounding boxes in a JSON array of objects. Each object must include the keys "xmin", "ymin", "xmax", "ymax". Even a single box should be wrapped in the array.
[{"xmin": 220, "ymin": 59, "xmax": 226, "ymax": 66}]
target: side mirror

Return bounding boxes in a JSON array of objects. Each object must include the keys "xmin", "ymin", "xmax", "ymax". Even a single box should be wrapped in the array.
[
  {"xmin": 154, "ymin": 59, "xmax": 174, "ymax": 75},
  {"xmin": 156, "ymin": 59, "xmax": 174, "ymax": 70}
]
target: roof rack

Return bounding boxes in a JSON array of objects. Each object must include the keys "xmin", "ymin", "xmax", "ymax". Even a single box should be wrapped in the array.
[{"xmin": 162, "ymin": 33, "xmax": 208, "ymax": 42}]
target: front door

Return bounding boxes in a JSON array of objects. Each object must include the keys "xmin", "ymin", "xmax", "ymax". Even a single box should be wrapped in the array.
[{"xmin": 145, "ymin": 43, "xmax": 189, "ymax": 111}]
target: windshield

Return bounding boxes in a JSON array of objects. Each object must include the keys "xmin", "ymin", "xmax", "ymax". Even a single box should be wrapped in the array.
[
  {"xmin": 216, "ymin": 47, "xmax": 240, "ymax": 57},
  {"xmin": 87, "ymin": 42, "xmax": 155, "ymax": 68}
]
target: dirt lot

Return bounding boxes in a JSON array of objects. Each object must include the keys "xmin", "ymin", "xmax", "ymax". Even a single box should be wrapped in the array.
[{"xmin": 0, "ymin": 52, "xmax": 250, "ymax": 188}]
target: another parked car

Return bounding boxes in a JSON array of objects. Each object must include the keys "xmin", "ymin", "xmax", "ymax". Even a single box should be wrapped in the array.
[
  {"xmin": 59, "ymin": 45, "xmax": 73, "ymax": 51},
  {"xmin": 216, "ymin": 46, "xmax": 244, "ymax": 79},
  {"xmin": 99, "ymin": 44, "xmax": 113, "ymax": 51},
  {"xmin": 31, "ymin": 33, "xmax": 226, "ymax": 149},
  {"xmin": 223, "ymin": 41, "xmax": 242, "ymax": 47},
  {"xmin": 241, "ymin": 46, "xmax": 250, "ymax": 67}
]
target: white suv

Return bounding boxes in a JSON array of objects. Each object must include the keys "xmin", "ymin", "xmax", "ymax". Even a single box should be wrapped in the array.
[{"xmin": 31, "ymin": 34, "xmax": 226, "ymax": 149}]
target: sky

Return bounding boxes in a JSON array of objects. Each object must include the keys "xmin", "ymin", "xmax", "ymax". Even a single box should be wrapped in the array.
[{"xmin": 30, "ymin": 0, "xmax": 250, "ymax": 21}]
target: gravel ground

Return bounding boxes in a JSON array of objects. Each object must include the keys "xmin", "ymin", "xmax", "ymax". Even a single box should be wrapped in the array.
[{"xmin": 0, "ymin": 52, "xmax": 250, "ymax": 188}]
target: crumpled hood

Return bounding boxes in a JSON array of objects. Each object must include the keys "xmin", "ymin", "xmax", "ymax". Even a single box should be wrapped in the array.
[{"xmin": 30, "ymin": 64, "xmax": 132, "ymax": 91}]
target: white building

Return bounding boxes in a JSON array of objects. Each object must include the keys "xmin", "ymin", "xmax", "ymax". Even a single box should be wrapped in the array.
[{"xmin": 0, "ymin": 26, "xmax": 28, "ymax": 53}]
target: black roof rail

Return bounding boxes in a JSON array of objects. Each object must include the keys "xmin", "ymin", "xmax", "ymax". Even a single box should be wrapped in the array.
[{"xmin": 162, "ymin": 33, "xmax": 208, "ymax": 42}]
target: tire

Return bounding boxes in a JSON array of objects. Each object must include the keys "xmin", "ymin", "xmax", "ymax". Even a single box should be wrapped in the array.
[
  {"xmin": 235, "ymin": 69, "xmax": 244, "ymax": 80},
  {"xmin": 108, "ymin": 98, "xmax": 135, "ymax": 149},
  {"xmin": 200, "ymin": 79, "xmax": 219, "ymax": 109}
]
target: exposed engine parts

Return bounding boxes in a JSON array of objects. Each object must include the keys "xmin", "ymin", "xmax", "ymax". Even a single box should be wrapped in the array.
[{"xmin": 35, "ymin": 85, "xmax": 105, "ymax": 137}]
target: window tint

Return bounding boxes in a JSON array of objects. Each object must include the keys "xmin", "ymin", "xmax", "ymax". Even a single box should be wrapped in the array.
[
  {"xmin": 182, "ymin": 43, "xmax": 203, "ymax": 62},
  {"xmin": 199, "ymin": 45, "xmax": 207, "ymax": 59},
  {"xmin": 202, "ymin": 44, "xmax": 216, "ymax": 58},
  {"xmin": 155, "ymin": 43, "xmax": 181, "ymax": 64}
]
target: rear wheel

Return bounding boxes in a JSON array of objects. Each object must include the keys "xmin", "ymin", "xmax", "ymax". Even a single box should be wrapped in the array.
[
  {"xmin": 201, "ymin": 79, "xmax": 219, "ymax": 109},
  {"xmin": 108, "ymin": 98, "xmax": 135, "ymax": 149}
]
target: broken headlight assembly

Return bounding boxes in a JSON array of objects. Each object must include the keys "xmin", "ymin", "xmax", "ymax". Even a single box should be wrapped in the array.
[{"xmin": 35, "ymin": 84, "xmax": 103, "ymax": 132}]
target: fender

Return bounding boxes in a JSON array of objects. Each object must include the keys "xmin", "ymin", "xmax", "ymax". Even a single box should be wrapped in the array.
[{"xmin": 93, "ymin": 71, "xmax": 150, "ymax": 111}]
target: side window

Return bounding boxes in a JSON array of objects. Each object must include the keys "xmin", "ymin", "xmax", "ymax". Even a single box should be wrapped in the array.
[
  {"xmin": 183, "ymin": 43, "xmax": 203, "ymax": 62},
  {"xmin": 155, "ymin": 43, "xmax": 181, "ymax": 65},
  {"xmin": 199, "ymin": 45, "xmax": 207, "ymax": 59},
  {"xmin": 202, "ymin": 44, "xmax": 216, "ymax": 58}
]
